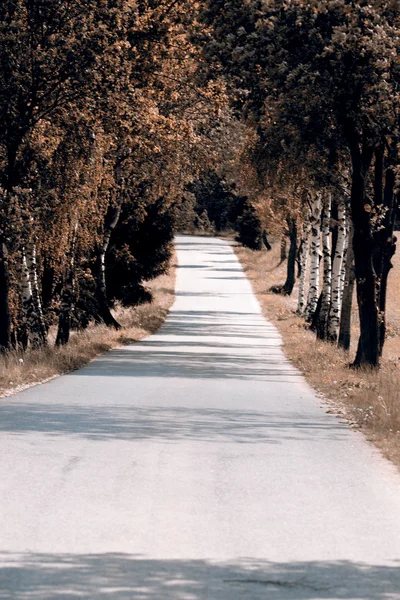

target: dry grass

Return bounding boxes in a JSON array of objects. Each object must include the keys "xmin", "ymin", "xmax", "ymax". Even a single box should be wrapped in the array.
[
  {"xmin": 235, "ymin": 241, "xmax": 400, "ymax": 469},
  {"xmin": 0, "ymin": 260, "xmax": 176, "ymax": 398}
]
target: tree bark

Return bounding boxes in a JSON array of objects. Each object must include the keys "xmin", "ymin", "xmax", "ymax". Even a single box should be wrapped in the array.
[
  {"xmin": 347, "ymin": 131, "xmax": 378, "ymax": 367},
  {"xmin": 41, "ymin": 260, "xmax": 56, "ymax": 312},
  {"xmin": 328, "ymin": 200, "xmax": 347, "ymax": 342},
  {"xmin": 297, "ymin": 219, "xmax": 311, "ymax": 315},
  {"xmin": 281, "ymin": 218, "xmax": 297, "ymax": 295},
  {"xmin": 338, "ymin": 222, "xmax": 355, "ymax": 351},
  {"xmin": 280, "ymin": 236, "xmax": 287, "ymax": 262},
  {"xmin": 262, "ymin": 229, "xmax": 272, "ymax": 251},
  {"xmin": 56, "ymin": 220, "xmax": 78, "ymax": 346},
  {"xmin": 305, "ymin": 192, "xmax": 322, "ymax": 322},
  {"xmin": 26, "ymin": 241, "xmax": 47, "ymax": 344},
  {"xmin": 378, "ymin": 174, "xmax": 396, "ymax": 356},
  {"xmin": 96, "ymin": 203, "xmax": 122, "ymax": 329},
  {"xmin": 55, "ymin": 275, "xmax": 74, "ymax": 346},
  {"xmin": 316, "ymin": 193, "xmax": 332, "ymax": 340},
  {"xmin": 0, "ymin": 239, "xmax": 11, "ymax": 351},
  {"xmin": 372, "ymin": 150, "xmax": 397, "ymax": 357}
]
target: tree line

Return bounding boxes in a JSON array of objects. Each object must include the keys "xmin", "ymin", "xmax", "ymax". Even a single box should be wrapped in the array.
[
  {"xmin": 200, "ymin": 0, "xmax": 400, "ymax": 369},
  {"xmin": 0, "ymin": 0, "xmax": 222, "ymax": 351},
  {"xmin": 1, "ymin": 0, "xmax": 399, "ymax": 370}
]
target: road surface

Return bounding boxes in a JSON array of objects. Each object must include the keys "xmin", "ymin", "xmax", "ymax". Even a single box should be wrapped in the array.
[{"xmin": 1, "ymin": 236, "xmax": 400, "ymax": 599}]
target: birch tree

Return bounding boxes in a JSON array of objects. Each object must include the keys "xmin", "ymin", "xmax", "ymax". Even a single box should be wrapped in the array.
[
  {"xmin": 328, "ymin": 200, "xmax": 348, "ymax": 342},
  {"xmin": 314, "ymin": 193, "xmax": 332, "ymax": 338},
  {"xmin": 297, "ymin": 217, "xmax": 311, "ymax": 315},
  {"xmin": 338, "ymin": 221, "xmax": 355, "ymax": 351},
  {"xmin": 305, "ymin": 192, "xmax": 322, "ymax": 322}
]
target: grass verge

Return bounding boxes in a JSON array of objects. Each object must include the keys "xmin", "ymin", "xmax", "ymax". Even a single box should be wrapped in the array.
[
  {"xmin": 0, "ymin": 260, "xmax": 176, "ymax": 398},
  {"xmin": 235, "ymin": 242, "xmax": 400, "ymax": 469}
]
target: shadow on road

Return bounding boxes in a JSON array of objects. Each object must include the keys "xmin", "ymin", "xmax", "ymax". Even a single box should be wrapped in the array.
[
  {"xmin": 0, "ymin": 405, "xmax": 346, "ymax": 443},
  {"xmin": 0, "ymin": 553, "xmax": 399, "ymax": 599}
]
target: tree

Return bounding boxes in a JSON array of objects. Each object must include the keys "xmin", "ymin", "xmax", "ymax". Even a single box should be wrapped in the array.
[
  {"xmin": 201, "ymin": 0, "xmax": 400, "ymax": 368},
  {"xmin": 236, "ymin": 199, "xmax": 263, "ymax": 250}
]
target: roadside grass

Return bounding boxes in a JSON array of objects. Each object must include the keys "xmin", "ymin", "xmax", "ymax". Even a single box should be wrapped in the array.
[
  {"xmin": 0, "ymin": 261, "xmax": 176, "ymax": 398},
  {"xmin": 235, "ymin": 242, "xmax": 400, "ymax": 469}
]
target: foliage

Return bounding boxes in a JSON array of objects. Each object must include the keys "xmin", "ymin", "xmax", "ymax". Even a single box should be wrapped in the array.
[
  {"xmin": 0, "ymin": 0, "xmax": 226, "ymax": 350},
  {"xmin": 235, "ymin": 199, "xmax": 263, "ymax": 250},
  {"xmin": 200, "ymin": 0, "xmax": 400, "ymax": 368}
]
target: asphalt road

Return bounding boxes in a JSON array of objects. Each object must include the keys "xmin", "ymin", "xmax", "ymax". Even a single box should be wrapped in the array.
[{"xmin": 1, "ymin": 235, "xmax": 400, "ymax": 600}]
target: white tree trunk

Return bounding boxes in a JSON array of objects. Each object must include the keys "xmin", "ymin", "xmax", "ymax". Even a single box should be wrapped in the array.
[
  {"xmin": 327, "ymin": 200, "xmax": 347, "ymax": 341},
  {"xmin": 338, "ymin": 220, "xmax": 355, "ymax": 351},
  {"xmin": 297, "ymin": 218, "xmax": 311, "ymax": 315},
  {"xmin": 26, "ymin": 241, "xmax": 47, "ymax": 344},
  {"xmin": 305, "ymin": 192, "xmax": 322, "ymax": 322},
  {"xmin": 21, "ymin": 249, "xmax": 33, "ymax": 318},
  {"xmin": 315, "ymin": 192, "xmax": 332, "ymax": 338},
  {"xmin": 20, "ymin": 248, "xmax": 46, "ymax": 348},
  {"xmin": 339, "ymin": 222, "xmax": 349, "ymax": 300}
]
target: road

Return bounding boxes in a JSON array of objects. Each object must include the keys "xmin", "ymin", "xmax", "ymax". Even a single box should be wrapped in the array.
[{"xmin": 1, "ymin": 235, "xmax": 400, "ymax": 600}]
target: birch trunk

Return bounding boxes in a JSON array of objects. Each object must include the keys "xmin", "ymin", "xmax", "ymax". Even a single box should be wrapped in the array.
[
  {"xmin": 26, "ymin": 241, "xmax": 47, "ymax": 345},
  {"xmin": 339, "ymin": 232, "xmax": 349, "ymax": 300},
  {"xmin": 21, "ymin": 248, "xmax": 45, "ymax": 349},
  {"xmin": 0, "ymin": 238, "xmax": 11, "ymax": 351},
  {"xmin": 327, "ymin": 200, "xmax": 347, "ymax": 342},
  {"xmin": 316, "ymin": 193, "xmax": 332, "ymax": 339},
  {"xmin": 297, "ymin": 219, "xmax": 311, "ymax": 315},
  {"xmin": 338, "ymin": 222, "xmax": 355, "ymax": 351},
  {"xmin": 305, "ymin": 192, "xmax": 322, "ymax": 322}
]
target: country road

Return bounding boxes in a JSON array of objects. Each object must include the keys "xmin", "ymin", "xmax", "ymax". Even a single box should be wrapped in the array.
[{"xmin": 1, "ymin": 235, "xmax": 400, "ymax": 600}]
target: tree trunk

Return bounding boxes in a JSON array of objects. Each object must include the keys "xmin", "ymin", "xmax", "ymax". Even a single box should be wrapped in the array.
[
  {"xmin": 316, "ymin": 193, "xmax": 332, "ymax": 340},
  {"xmin": 297, "ymin": 219, "xmax": 311, "ymax": 315},
  {"xmin": 96, "ymin": 203, "xmax": 122, "ymax": 329},
  {"xmin": 347, "ymin": 132, "xmax": 378, "ymax": 368},
  {"xmin": 328, "ymin": 200, "xmax": 347, "ymax": 342},
  {"xmin": 41, "ymin": 260, "xmax": 56, "ymax": 312},
  {"xmin": 0, "ymin": 239, "xmax": 11, "ymax": 351},
  {"xmin": 19, "ymin": 246, "xmax": 47, "ymax": 349},
  {"xmin": 377, "ymin": 179, "xmax": 396, "ymax": 356},
  {"xmin": 338, "ymin": 223, "xmax": 355, "ymax": 351},
  {"xmin": 262, "ymin": 230, "xmax": 272, "ymax": 251},
  {"xmin": 26, "ymin": 241, "xmax": 47, "ymax": 344},
  {"xmin": 20, "ymin": 249, "xmax": 34, "ymax": 345},
  {"xmin": 55, "ymin": 267, "xmax": 74, "ymax": 347},
  {"xmin": 305, "ymin": 192, "xmax": 322, "ymax": 322},
  {"xmin": 339, "ymin": 235, "xmax": 349, "ymax": 301},
  {"xmin": 56, "ymin": 220, "xmax": 78, "ymax": 347},
  {"xmin": 281, "ymin": 218, "xmax": 297, "ymax": 295},
  {"xmin": 372, "ymin": 153, "xmax": 397, "ymax": 357}
]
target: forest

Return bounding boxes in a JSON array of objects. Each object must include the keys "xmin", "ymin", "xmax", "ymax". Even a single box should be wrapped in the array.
[{"xmin": 1, "ymin": 0, "xmax": 399, "ymax": 371}]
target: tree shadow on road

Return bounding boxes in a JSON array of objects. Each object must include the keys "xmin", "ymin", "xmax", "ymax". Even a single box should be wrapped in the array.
[
  {"xmin": 0, "ymin": 404, "xmax": 347, "ymax": 443},
  {"xmin": 0, "ymin": 553, "xmax": 399, "ymax": 599}
]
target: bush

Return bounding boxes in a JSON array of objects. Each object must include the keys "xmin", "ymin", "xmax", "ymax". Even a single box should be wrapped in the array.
[{"xmin": 235, "ymin": 200, "xmax": 263, "ymax": 250}]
